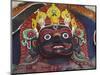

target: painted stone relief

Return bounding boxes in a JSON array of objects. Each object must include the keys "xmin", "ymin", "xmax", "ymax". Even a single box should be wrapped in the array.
[{"xmin": 12, "ymin": 1, "xmax": 96, "ymax": 74}]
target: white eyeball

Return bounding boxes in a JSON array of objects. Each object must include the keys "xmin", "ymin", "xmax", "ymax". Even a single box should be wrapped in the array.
[
  {"xmin": 62, "ymin": 33, "xmax": 69, "ymax": 39},
  {"xmin": 44, "ymin": 34, "xmax": 51, "ymax": 40}
]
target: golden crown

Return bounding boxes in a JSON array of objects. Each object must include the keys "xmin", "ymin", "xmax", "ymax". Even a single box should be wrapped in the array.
[{"xmin": 31, "ymin": 4, "xmax": 77, "ymax": 30}]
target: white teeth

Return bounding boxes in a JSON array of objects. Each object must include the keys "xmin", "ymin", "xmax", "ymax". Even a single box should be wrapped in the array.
[{"xmin": 53, "ymin": 46, "xmax": 63, "ymax": 48}]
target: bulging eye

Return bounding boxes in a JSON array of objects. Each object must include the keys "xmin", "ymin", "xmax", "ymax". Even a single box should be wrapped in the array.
[
  {"xmin": 62, "ymin": 32, "xmax": 69, "ymax": 39},
  {"xmin": 44, "ymin": 34, "xmax": 51, "ymax": 40}
]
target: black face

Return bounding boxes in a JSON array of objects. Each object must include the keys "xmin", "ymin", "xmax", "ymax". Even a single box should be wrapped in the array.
[{"xmin": 38, "ymin": 25, "xmax": 73, "ymax": 58}]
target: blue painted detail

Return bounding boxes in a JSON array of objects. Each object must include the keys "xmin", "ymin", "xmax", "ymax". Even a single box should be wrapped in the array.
[{"xmin": 71, "ymin": 10, "xmax": 96, "ymax": 59}]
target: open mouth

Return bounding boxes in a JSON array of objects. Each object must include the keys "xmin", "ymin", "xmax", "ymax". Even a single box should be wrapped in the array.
[
  {"xmin": 53, "ymin": 45, "xmax": 64, "ymax": 53},
  {"xmin": 52, "ymin": 43, "xmax": 72, "ymax": 49},
  {"xmin": 52, "ymin": 43, "xmax": 72, "ymax": 53},
  {"xmin": 43, "ymin": 43, "xmax": 72, "ymax": 54}
]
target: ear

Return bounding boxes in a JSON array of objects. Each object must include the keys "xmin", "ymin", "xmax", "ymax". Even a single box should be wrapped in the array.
[
  {"xmin": 72, "ymin": 36, "xmax": 81, "ymax": 53},
  {"xmin": 72, "ymin": 35, "xmax": 79, "ymax": 45},
  {"xmin": 29, "ymin": 45, "xmax": 39, "ymax": 59}
]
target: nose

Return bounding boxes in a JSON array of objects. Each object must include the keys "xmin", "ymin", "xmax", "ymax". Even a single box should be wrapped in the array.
[{"xmin": 53, "ymin": 33, "xmax": 62, "ymax": 43}]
